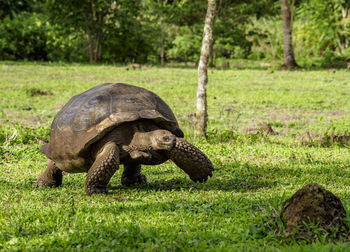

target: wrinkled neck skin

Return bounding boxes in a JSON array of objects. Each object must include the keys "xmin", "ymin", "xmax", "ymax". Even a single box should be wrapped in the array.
[
  {"xmin": 122, "ymin": 130, "xmax": 175, "ymax": 164},
  {"xmin": 91, "ymin": 121, "xmax": 176, "ymax": 165},
  {"xmin": 128, "ymin": 131, "xmax": 155, "ymax": 151},
  {"xmin": 128, "ymin": 130, "xmax": 176, "ymax": 151}
]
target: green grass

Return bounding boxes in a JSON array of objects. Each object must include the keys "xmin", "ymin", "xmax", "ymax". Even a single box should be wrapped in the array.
[{"xmin": 1, "ymin": 62, "xmax": 350, "ymax": 251}]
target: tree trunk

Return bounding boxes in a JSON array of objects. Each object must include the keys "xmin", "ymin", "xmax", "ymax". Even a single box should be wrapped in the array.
[
  {"xmin": 84, "ymin": 2, "xmax": 105, "ymax": 63},
  {"xmin": 87, "ymin": 30, "xmax": 95, "ymax": 63},
  {"xmin": 208, "ymin": 0, "xmax": 222, "ymax": 68},
  {"xmin": 95, "ymin": 13, "xmax": 104, "ymax": 62},
  {"xmin": 280, "ymin": 0, "xmax": 299, "ymax": 67},
  {"xmin": 195, "ymin": 0, "xmax": 217, "ymax": 137},
  {"xmin": 160, "ymin": 35, "xmax": 165, "ymax": 66}
]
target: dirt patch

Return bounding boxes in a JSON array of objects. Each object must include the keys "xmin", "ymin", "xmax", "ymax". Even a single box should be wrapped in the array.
[
  {"xmin": 244, "ymin": 108, "xmax": 346, "ymax": 134},
  {"xmin": 1, "ymin": 109, "xmax": 43, "ymax": 126},
  {"xmin": 301, "ymin": 131, "xmax": 350, "ymax": 147},
  {"xmin": 245, "ymin": 122, "xmax": 278, "ymax": 135},
  {"xmin": 257, "ymin": 108, "xmax": 345, "ymax": 124},
  {"xmin": 27, "ymin": 88, "xmax": 52, "ymax": 96}
]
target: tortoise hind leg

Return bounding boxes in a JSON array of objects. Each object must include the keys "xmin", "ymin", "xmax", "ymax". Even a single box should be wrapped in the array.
[
  {"xmin": 85, "ymin": 142, "xmax": 119, "ymax": 195},
  {"xmin": 168, "ymin": 138, "xmax": 214, "ymax": 182},
  {"xmin": 37, "ymin": 160, "xmax": 63, "ymax": 187},
  {"xmin": 121, "ymin": 163, "xmax": 147, "ymax": 186}
]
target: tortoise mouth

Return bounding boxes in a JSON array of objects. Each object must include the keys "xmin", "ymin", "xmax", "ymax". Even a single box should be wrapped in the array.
[
  {"xmin": 158, "ymin": 140, "xmax": 175, "ymax": 150},
  {"xmin": 154, "ymin": 135, "xmax": 176, "ymax": 151},
  {"xmin": 158, "ymin": 139, "xmax": 176, "ymax": 151}
]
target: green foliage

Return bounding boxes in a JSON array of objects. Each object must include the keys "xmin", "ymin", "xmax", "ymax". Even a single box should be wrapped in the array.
[
  {"xmin": 101, "ymin": 9, "xmax": 156, "ymax": 63},
  {"xmin": 0, "ymin": 0, "xmax": 40, "ymax": 19},
  {"xmin": 45, "ymin": 29, "xmax": 88, "ymax": 62},
  {"xmin": 296, "ymin": 0, "xmax": 350, "ymax": 53},
  {"xmin": 246, "ymin": 16, "xmax": 284, "ymax": 61},
  {"xmin": 168, "ymin": 32, "xmax": 201, "ymax": 62},
  {"xmin": 0, "ymin": 12, "xmax": 86, "ymax": 62},
  {"xmin": 242, "ymin": 0, "xmax": 350, "ymax": 66},
  {"xmin": 0, "ymin": 13, "xmax": 50, "ymax": 60},
  {"xmin": 0, "ymin": 0, "xmax": 349, "ymax": 66}
]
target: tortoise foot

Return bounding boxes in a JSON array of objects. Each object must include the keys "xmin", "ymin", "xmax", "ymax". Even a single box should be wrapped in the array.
[
  {"xmin": 36, "ymin": 160, "xmax": 62, "ymax": 187},
  {"xmin": 121, "ymin": 174, "xmax": 147, "ymax": 186},
  {"xmin": 168, "ymin": 138, "xmax": 214, "ymax": 183},
  {"xmin": 85, "ymin": 186, "xmax": 108, "ymax": 195},
  {"xmin": 121, "ymin": 163, "xmax": 147, "ymax": 186},
  {"xmin": 36, "ymin": 175, "xmax": 61, "ymax": 187}
]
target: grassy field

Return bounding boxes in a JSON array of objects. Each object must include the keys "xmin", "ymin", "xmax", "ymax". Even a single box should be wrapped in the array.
[{"xmin": 1, "ymin": 62, "xmax": 350, "ymax": 251}]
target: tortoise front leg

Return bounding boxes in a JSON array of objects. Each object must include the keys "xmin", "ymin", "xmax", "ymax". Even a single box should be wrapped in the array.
[
  {"xmin": 168, "ymin": 138, "xmax": 214, "ymax": 182},
  {"xmin": 37, "ymin": 159, "xmax": 63, "ymax": 187},
  {"xmin": 121, "ymin": 163, "xmax": 147, "ymax": 186},
  {"xmin": 85, "ymin": 142, "xmax": 119, "ymax": 195}
]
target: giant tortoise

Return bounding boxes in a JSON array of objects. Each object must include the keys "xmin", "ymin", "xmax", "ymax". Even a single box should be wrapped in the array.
[{"xmin": 37, "ymin": 83, "xmax": 214, "ymax": 195}]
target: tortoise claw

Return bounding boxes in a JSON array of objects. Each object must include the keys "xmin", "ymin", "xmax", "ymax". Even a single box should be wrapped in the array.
[{"xmin": 86, "ymin": 186, "xmax": 108, "ymax": 195}]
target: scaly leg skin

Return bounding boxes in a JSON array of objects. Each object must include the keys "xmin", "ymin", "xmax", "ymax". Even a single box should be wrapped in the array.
[
  {"xmin": 168, "ymin": 138, "xmax": 214, "ymax": 182},
  {"xmin": 36, "ymin": 159, "xmax": 63, "ymax": 187},
  {"xmin": 121, "ymin": 163, "xmax": 147, "ymax": 186},
  {"xmin": 85, "ymin": 142, "xmax": 119, "ymax": 195}
]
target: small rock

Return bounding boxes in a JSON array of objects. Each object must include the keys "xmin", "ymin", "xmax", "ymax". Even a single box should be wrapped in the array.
[
  {"xmin": 281, "ymin": 183, "xmax": 346, "ymax": 234},
  {"xmin": 258, "ymin": 122, "xmax": 276, "ymax": 135}
]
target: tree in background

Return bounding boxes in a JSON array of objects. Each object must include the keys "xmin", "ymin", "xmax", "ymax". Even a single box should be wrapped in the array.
[
  {"xmin": 210, "ymin": 0, "xmax": 277, "ymax": 65},
  {"xmin": 1, "ymin": 0, "xmax": 349, "ymax": 66},
  {"xmin": 195, "ymin": 0, "xmax": 220, "ymax": 137},
  {"xmin": 147, "ymin": 0, "xmax": 207, "ymax": 64},
  {"xmin": 296, "ymin": 0, "xmax": 350, "ymax": 66},
  {"xmin": 280, "ymin": 0, "xmax": 299, "ymax": 67},
  {"xmin": 47, "ymin": 0, "xmax": 141, "ymax": 63}
]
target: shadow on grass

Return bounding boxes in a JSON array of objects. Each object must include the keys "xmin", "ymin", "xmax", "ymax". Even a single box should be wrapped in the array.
[
  {"xmin": 2, "ymin": 156, "xmax": 349, "ymax": 196},
  {"xmin": 108, "ymin": 176, "xmax": 277, "ymax": 193},
  {"xmin": 109, "ymin": 158, "xmax": 350, "ymax": 193}
]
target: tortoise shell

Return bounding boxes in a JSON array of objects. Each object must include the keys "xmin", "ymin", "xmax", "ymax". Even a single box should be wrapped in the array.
[{"xmin": 41, "ymin": 83, "xmax": 184, "ymax": 161}]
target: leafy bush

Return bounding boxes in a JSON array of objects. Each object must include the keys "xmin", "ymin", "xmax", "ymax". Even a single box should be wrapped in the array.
[
  {"xmin": 213, "ymin": 18, "xmax": 252, "ymax": 60},
  {"xmin": 167, "ymin": 31, "xmax": 201, "ymax": 62},
  {"xmin": 45, "ymin": 28, "xmax": 88, "ymax": 62},
  {"xmin": 246, "ymin": 16, "xmax": 284, "ymax": 61},
  {"xmin": 0, "ymin": 12, "xmax": 86, "ymax": 62},
  {"xmin": 0, "ymin": 13, "xmax": 50, "ymax": 60}
]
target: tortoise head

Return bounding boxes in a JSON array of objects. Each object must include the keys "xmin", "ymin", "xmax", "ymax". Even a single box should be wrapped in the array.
[{"xmin": 150, "ymin": 130, "xmax": 176, "ymax": 151}]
